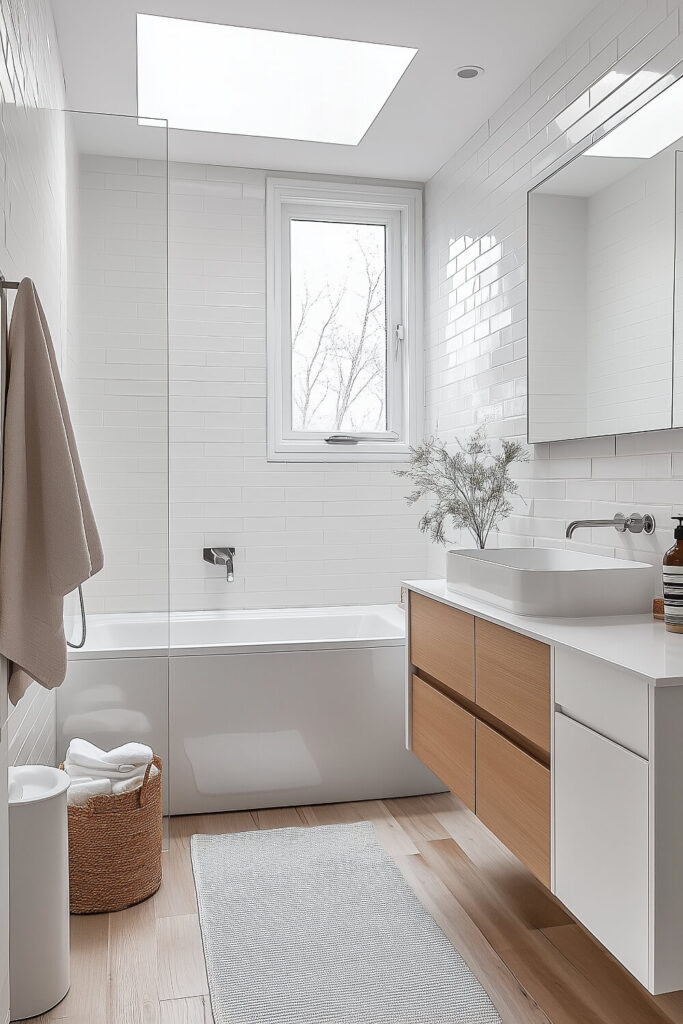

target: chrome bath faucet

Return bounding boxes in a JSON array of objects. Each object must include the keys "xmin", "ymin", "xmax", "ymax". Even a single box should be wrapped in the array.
[
  {"xmin": 203, "ymin": 547, "xmax": 236, "ymax": 582},
  {"xmin": 565, "ymin": 512, "xmax": 656, "ymax": 540}
]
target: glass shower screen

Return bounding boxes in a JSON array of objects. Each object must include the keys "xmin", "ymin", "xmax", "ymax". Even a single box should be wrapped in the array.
[{"xmin": 59, "ymin": 111, "xmax": 170, "ymax": 824}]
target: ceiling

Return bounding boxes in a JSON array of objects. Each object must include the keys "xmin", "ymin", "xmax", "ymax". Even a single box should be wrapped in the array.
[{"xmin": 50, "ymin": 0, "xmax": 601, "ymax": 181}]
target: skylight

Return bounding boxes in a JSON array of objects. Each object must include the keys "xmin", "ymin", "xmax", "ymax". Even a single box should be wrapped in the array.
[
  {"xmin": 136, "ymin": 15, "xmax": 417, "ymax": 145},
  {"xmin": 585, "ymin": 76, "xmax": 683, "ymax": 159}
]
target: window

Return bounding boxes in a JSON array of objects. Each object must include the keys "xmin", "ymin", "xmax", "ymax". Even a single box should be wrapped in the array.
[{"xmin": 266, "ymin": 178, "xmax": 422, "ymax": 461}]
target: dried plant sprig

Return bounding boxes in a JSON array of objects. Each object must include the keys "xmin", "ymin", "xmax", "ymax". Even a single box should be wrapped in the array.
[{"xmin": 395, "ymin": 426, "xmax": 528, "ymax": 549}]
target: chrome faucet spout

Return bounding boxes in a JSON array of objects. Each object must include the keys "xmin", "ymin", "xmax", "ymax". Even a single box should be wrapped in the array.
[
  {"xmin": 203, "ymin": 547, "xmax": 236, "ymax": 582},
  {"xmin": 566, "ymin": 517, "xmax": 623, "ymax": 539},
  {"xmin": 565, "ymin": 512, "xmax": 656, "ymax": 540}
]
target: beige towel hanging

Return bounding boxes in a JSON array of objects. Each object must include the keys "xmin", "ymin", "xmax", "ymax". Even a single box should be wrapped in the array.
[{"xmin": 0, "ymin": 278, "xmax": 104, "ymax": 704}]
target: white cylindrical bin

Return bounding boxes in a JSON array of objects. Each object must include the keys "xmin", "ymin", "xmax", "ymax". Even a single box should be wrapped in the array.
[{"xmin": 8, "ymin": 765, "xmax": 70, "ymax": 1021}]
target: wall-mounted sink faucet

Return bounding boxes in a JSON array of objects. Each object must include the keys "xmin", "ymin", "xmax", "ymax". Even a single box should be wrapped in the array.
[
  {"xmin": 203, "ymin": 547, "xmax": 236, "ymax": 582},
  {"xmin": 565, "ymin": 512, "xmax": 656, "ymax": 540}
]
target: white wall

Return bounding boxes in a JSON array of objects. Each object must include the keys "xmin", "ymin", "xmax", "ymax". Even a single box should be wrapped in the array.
[
  {"xmin": 68, "ymin": 151, "xmax": 169, "ymax": 615},
  {"xmin": 424, "ymin": 0, "xmax": 683, "ymax": 583},
  {"xmin": 72, "ymin": 157, "xmax": 429, "ymax": 613},
  {"xmin": 0, "ymin": 1, "xmax": 67, "ymax": 1016},
  {"xmin": 167, "ymin": 162, "xmax": 429, "ymax": 612},
  {"xmin": 0, "ymin": 0, "xmax": 66, "ymax": 766}
]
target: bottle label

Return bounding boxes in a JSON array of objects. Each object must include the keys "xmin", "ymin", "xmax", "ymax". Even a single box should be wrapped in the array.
[{"xmin": 663, "ymin": 564, "xmax": 683, "ymax": 625}]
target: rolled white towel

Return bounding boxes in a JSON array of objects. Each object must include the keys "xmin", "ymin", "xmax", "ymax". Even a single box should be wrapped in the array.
[
  {"xmin": 65, "ymin": 762, "xmax": 145, "ymax": 782},
  {"xmin": 111, "ymin": 764, "xmax": 159, "ymax": 796},
  {"xmin": 101, "ymin": 741, "xmax": 153, "ymax": 768},
  {"xmin": 67, "ymin": 778, "xmax": 112, "ymax": 807},
  {"xmin": 68, "ymin": 737, "xmax": 154, "ymax": 764},
  {"xmin": 65, "ymin": 739, "xmax": 154, "ymax": 777}
]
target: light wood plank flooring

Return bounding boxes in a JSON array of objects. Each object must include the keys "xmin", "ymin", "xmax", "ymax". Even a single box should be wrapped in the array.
[{"xmin": 22, "ymin": 792, "xmax": 683, "ymax": 1024}]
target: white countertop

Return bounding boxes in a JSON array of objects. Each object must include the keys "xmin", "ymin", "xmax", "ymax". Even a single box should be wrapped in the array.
[{"xmin": 404, "ymin": 579, "xmax": 683, "ymax": 686}]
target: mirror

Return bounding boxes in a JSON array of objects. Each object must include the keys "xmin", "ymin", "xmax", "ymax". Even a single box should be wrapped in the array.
[{"xmin": 527, "ymin": 77, "xmax": 683, "ymax": 443}]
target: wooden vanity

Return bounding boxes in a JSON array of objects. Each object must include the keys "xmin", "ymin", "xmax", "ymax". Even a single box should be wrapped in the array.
[
  {"xmin": 409, "ymin": 592, "xmax": 551, "ymax": 886},
  {"xmin": 405, "ymin": 581, "xmax": 683, "ymax": 995}
]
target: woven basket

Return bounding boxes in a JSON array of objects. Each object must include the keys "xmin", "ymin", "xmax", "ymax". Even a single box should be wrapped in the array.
[{"xmin": 62, "ymin": 755, "xmax": 163, "ymax": 914}]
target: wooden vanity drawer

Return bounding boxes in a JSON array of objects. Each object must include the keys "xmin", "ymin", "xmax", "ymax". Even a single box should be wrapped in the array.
[
  {"xmin": 411, "ymin": 675, "xmax": 475, "ymax": 811},
  {"xmin": 410, "ymin": 593, "xmax": 475, "ymax": 701},
  {"xmin": 476, "ymin": 722, "xmax": 551, "ymax": 886},
  {"xmin": 475, "ymin": 619, "xmax": 551, "ymax": 756}
]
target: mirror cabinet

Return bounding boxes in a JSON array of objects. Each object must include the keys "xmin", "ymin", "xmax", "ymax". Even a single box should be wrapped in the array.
[{"xmin": 527, "ymin": 78, "xmax": 683, "ymax": 442}]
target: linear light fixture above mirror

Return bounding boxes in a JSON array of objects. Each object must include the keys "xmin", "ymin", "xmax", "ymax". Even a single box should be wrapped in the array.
[
  {"xmin": 136, "ymin": 14, "xmax": 417, "ymax": 145},
  {"xmin": 586, "ymin": 75, "xmax": 683, "ymax": 159}
]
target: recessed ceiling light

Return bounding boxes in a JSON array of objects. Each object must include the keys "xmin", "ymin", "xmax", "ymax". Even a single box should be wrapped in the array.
[
  {"xmin": 456, "ymin": 66, "xmax": 484, "ymax": 80},
  {"xmin": 585, "ymin": 76, "xmax": 683, "ymax": 159},
  {"xmin": 136, "ymin": 14, "xmax": 417, "ymax": 145}
]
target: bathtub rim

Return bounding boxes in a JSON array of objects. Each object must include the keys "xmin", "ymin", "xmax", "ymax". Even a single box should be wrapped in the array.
[{"xmin": 67, "ymin": 603, "xmax": 406, "ymax": 661}]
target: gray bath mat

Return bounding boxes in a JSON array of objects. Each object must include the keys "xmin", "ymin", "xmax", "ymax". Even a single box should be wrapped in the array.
[{"xmin": 191, "ymin": 821, "xmax": 501, "ymax": 1023}]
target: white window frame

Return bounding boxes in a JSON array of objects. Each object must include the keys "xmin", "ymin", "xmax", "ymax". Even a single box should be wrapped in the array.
[{"xmin": 266, "ymin": 177, "xmax": 423, "ymax": 462}]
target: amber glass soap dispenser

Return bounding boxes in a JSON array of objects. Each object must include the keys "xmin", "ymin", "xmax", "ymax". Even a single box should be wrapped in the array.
[{"xmin": 663, "ymin": 516, "xmax": 683, "ymax": 632}]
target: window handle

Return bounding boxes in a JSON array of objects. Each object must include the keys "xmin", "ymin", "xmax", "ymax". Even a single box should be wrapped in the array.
[
  {"xmin": 395, "ymin": 324, "xmax": 405, "ymax": 358},
  {"xmin": 323, "ymin": 433, "xmax": 399, "ymax": 445},
  {"xmin": 324, "ymin": 435, "xmax": 360, "ymax": 445}
]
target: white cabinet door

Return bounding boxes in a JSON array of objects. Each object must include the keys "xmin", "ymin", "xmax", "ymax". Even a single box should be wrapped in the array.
[{"xmin": 554, "ymin": 712, "xmax": 649, "ymax": 987}]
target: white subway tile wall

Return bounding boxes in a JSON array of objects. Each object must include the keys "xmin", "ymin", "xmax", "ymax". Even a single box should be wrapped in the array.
[
  {"xmin": 1, "ymin": 0, "xmax": 66, "ymax": 775},
  {"xmin": 167, "ymin": 164, "xmax": 430, "ymax": 610},
  {"xmin": 69, "ymin": 152, "xmax": 169, "ymax": 614},
  {"xmin": 70, "ymin": 160, "xmax": 429, "ymax": 612},
  {"xmin": 424, "ymin": 0, "xmax": 683, "ymax": 585},
  {"xmin": 0, "ymin": 1, "xmax": 66, "ymax": 1017}
]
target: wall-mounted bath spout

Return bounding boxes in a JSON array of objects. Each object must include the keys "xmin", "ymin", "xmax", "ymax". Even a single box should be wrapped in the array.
[
  {"xmin": 203, "ymin": 547, "xmax": 235, "ymax": 582},
  {"xmin": 565, "ymin": 512, "xmax": 656, "ymax": 540}
]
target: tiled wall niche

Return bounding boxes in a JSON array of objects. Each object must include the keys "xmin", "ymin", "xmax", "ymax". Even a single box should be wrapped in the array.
[{"xmin": 424, "ymin": 0, "xmax": 683, "ymax": 583}]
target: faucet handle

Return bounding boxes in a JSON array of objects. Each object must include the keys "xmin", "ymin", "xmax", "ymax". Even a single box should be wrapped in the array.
[
  {"xmin": 203, "ymin": 547, "xmax": 236, "ymax": 582},
  {"xmin": 625, "ymin": 513, "xmax": 656, "ymax": 536}
]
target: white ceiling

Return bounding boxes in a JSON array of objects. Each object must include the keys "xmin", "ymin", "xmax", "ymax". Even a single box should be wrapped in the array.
[{"xmin": 50, "ymin": 0, "xmax": 601, "ymax": 181}]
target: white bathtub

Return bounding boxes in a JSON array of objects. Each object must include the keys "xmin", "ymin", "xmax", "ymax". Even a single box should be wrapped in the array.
[
  {"xmin": 58, "ymin": 605, "xmax": 443, "ymax": 814},
  {"xmin": 67, "ymin": 604, "xmax": 406, "ymax": 659}
]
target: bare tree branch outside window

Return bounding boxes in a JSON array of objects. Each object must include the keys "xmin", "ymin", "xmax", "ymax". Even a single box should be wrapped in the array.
[{"xmin": 290, "ymin": 221, "xmax": 388, "ymax": 433}]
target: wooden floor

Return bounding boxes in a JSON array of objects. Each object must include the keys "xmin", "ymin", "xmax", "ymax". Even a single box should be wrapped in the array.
[{"xmin": 22, "ymin": 791, "xmax": 683, "ymax": 1024}]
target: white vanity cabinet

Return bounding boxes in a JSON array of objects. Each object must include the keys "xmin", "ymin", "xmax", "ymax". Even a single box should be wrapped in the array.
[
  {"xmin": 405, "ymin": 581, "xmax": 683, "ymax": 996},
  {"xmin": 553, "ymin": 646, "xmax": 683, "ymax": 995},
  {"xmin": 554, "ymin": 712, "xmax": 649, "ymax": 985}
]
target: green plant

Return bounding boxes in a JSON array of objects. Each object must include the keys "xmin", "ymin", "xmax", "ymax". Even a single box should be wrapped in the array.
[{"xmin": 395, "ymin": 426, "xmax": 528, "ymax": 549}]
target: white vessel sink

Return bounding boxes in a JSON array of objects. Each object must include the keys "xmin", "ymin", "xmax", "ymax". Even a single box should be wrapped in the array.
[{"xmin": 446, "ymin": 547, "xmax": 654, "ymax": 617}]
